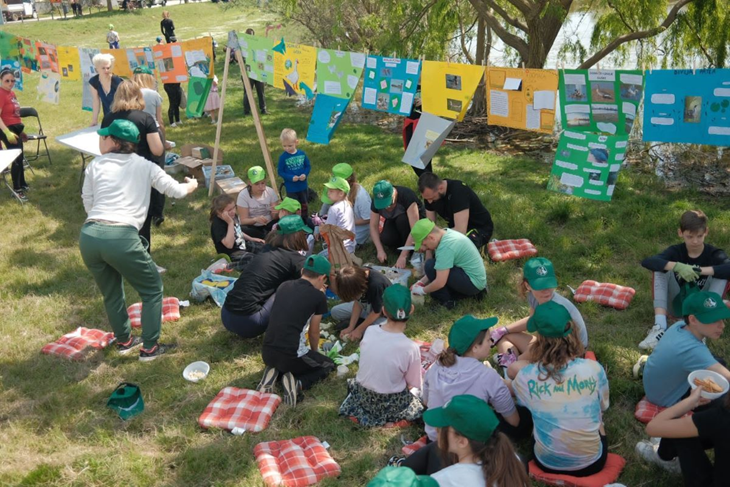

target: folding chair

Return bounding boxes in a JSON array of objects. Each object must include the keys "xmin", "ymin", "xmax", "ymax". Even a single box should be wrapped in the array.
[{"xmin": 19, "ymin": 107, "xmax": 52, "ymax": 167}]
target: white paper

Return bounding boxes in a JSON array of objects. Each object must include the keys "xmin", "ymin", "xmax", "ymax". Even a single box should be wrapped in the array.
[
  {"xmin": 588, "ymin": 70, "xmax": 615, "ymax": 82},
  {"xmin": 170, "ymin": 45, "xmax": 183, "ymax": 57},
  {"xmin": 324, "ymin": 80, "xmax": 342, "ymax": 95},
  {"xmin": 564, "ymin": 131, "xmax": 587, "ymax": 140},
  {"xmin": 556, "ymin": 160, "xmax": 578, "ymax": 170},
  {"xmin": 619, "ymin": 73, "xmax": 643, "ymax": 85},
  {"xmin": 503, "ymin": 78, "xmax": 522, "ymax": 90},
  {"xmin": 651, "ymin": 117, "xmax": 675, "ymax": 126},
  {"xmin": 564, "ymin": 74, "xmax": 585, "ymax": 85},
  {"xmin": 489, "ymin": 90, "xmax": 509, "ymax": 117},
  {"xmin": 560, "ymin": 173, "xmax": 584, "ymax": 187},
  {"xmin": 566, "ymin": 143, "xmax": 589, "ymax": 151},
  {"xmin": 347, "ymin": 74, "xmax": 359, "ymax": 90},
  {"xmin": 713, "ymin": 88, "xmax": 730, "ymax": 97},
  {"xmin": 185, "ymin": 50, "xmax": 206, "ymax": 66},
  {"xmin": 366, "ymin": 56, "xmax": 377, "ymax": 69},
  {"xmin": 400, "ymin": 92, "xmax": 414, "ymax": 113},
  {"xmin": 565, "ymin": 104, "xmax": 591, "ymax": 113},
  {"xmin": 596, "ymin": 122, "xmax": 617, "ymax": 134},
  {"xmin": 526, "ymin": 104, "xmax": 541, "ymax": 130},
  {"xmin": 350, "ymin": 53, "xmax": 366, "ymax": 69},
  {"xmin": 651, "ymin": 93, "xmax": 675, "ymax": 105},
  {"xmin": 622, "ymin": 102, "xmax": 636, "ymax": 116},
  {"xmin": 317, "ymin": 50, "xmax": 331, "ymax": 64},
  {"xmin": 363, "ymin": 87, "xmax": 377, "ymax": 105},
  {"xmin": 533, "ymin": 91, "xmax": 555, "ymax": 110},
  {"xmin": 708, "ymin": 126, "xmax": 730, "ymax": 135},
  {"xmin": 405, "ymin": 61, "xmax": 420, "ymax": 75}
]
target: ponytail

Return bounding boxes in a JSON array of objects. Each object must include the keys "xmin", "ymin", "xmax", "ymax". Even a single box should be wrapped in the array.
[
  {"xmin": 437, "ymin": 347, "xmax": 458, "ymax": 367},
  {"xmin": 346, "ymin": 173, "xmax": 359, "ymax": 206}
]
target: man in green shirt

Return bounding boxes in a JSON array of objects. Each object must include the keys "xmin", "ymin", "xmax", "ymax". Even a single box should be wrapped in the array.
[{"xmin": 410, "ymin": 218, "xmax": 487, "ymax": 309}]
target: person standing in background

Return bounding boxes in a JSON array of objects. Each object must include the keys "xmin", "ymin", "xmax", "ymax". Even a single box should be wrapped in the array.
[
  {"xmin": 160, "ymin": 11, "xmax": 176, "ymax": 43},
  {"xmin": 242, "ymin": 28, "xmax": 268, "ymax": 116}
]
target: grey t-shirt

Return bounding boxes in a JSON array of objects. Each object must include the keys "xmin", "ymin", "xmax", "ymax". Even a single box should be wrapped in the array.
[
  {"xmin": 528, "ymin": 291, "xmax": 589, "ymax": 347},
  {"xmin": 141, "ymin": 88, "xmax": 163, "ymax": 121}
]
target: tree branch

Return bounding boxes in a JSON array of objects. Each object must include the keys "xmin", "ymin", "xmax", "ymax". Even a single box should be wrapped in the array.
[
  {"xmin": 458, "ymin": 12, "xmax": 477, "ymax": 63},
  {"xmin": 606, "ymin": 0, "xmax": 636, "ymax": 32},
  {"xmin": 469, "ymin": 0, "xmax": 529, "ymax": 59},
  {"xmin": 578, "ymin": 0, "xmax": 694, "ymax": 68},
  {"xmin": 680, "ymin": 14, "xmax": 715, "ymax": 66},
  {"xmin": 503, "ymin": 0, "xmax": 532, "ymax": 17},
  {"xmin": 485, "ymin": 0, "xmax": 528, "ymax": 32}
]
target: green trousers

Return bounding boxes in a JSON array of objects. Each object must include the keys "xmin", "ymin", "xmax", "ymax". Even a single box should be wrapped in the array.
[{"xmin": 79, "ymin": 222, "xmax": 163, "ymax": 349}]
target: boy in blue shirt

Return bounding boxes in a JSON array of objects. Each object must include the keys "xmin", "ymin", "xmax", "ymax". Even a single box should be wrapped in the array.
[{"xmin": 277, "ymin": 128, "xmax": 311, "ymax": 221}]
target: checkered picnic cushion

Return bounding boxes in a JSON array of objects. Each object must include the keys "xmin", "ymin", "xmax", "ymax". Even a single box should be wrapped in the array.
[
  {"xmin": 127, "ymin": 297, "xmax": 181, "ymax": 329},
  {"xmin": 487, "ymin": 239, "xmax": 538, "ymax": 262},
  {"xmin": 41, "ymin": 327, "xmax": 115, "ymax": 361},
  {"xmin": 634, "ymin": 396, "xmax": 693, "ymax": 424},
  {"xmin": 254, "ymin": 436, "xmax": 341, "ymax": 487},
  {"xmin": 574, "ymin": 280, "xmax": 636, "ymax": 310},
  {"xmin": 413, "ymin": 340, "xmax": 437, "ymax": 377},
  {"xmin": 198, "ymin": 387, "xmax": 281, "ymax": 433},
  {"xmin": 402, "ymin": 435, "xmax": 428, "ymax": 457},
  {"xmin": 528, "ymin": 454, "xmax": 626, "ymax": 487}
]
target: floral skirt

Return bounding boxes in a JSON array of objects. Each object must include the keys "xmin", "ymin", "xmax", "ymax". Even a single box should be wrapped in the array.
[{"xmin": 339, "ymin": 379, "xmax": 423, "ymax": 427}]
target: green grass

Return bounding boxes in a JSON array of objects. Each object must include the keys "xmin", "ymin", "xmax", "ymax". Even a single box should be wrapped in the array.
[{"xmin": 1, "ymin": 5, "xmax": 728, "ymax": 486}]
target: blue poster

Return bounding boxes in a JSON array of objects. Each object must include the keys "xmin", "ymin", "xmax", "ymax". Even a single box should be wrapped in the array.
[
  {"xmin": 361, "ymin": 55, "xmax": 421, "ymax": 115},
  {"xmin": 306, "ymin": 94, "xmax": 350, "ymax": 145},
  {"xmin": 643, "ymin": 69, "xmax": 730, "ymax": 146},
  {"xmin": 0, "ymin": 59, "xmax": 22, "ymax": 91}
]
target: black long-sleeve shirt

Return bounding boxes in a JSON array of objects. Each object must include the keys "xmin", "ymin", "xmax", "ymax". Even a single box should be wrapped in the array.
[
  {"xmin": 160, "ymin": 18, "xmax": 175, "ymax": 38},
  {"xmin": 641, "ymin": 242, "xmax": 730, "ymax": 286}
]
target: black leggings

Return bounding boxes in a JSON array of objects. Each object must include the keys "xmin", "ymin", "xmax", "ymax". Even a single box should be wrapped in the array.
[
  {"xmin": 163, "ymin": 83, "xmax": 182, "ymax": 124},
  {"xmin": 0, "ymin": 123, "xmax": 26, "ymax": 190},
  {"xmin": 379, "ymin": 213, "xmax": 412, "ymax": 250},
  {"xmin": 534, "ymin": 434, "xmax": 608, "ymax": 477}
]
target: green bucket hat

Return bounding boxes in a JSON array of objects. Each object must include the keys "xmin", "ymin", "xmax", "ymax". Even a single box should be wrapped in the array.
[
  {"xmin": 247, "ymin": 166, "xmax": 266, "ymax": 184},
  {"xmin": 410, "ymin": 218, "xmax": 435, "ymax": 251},
  {"xmin": 106, "ymin": 382, "xmax": 144, "ymax": 420},
  {"xmin": 372, "ymin": 180, "xmax": 394, "ymax": 210},
  {"xmin": 97, "ymin": 119, "xmax": 140, "ymax": 143},
  {"xmin": 278, "ymin": 214, "xmax": 312, "ymax": 235},
  {"xmin": 367, "ymin": 466, "xmax": 438, "ymax": 487},
  {"xmin": 303, "ymin": 254, "xmax": 331, "ymax": 276},
  {"xmin": 527, "ymin": 301, "xmax": 572, "ymax": 338},
  {"xmin": 682, "ymin": 291, "xmax": 730, "ymax": 324},
  {"xmin": 332, "ymin": 162, "xmax": 353, "ymax": 179},
  {"xmin": 274, "ymin": 197, "xmax": 301, "ymax": 213},
  {"xmin": 133, "ymin": 65, "xmax": 153, "ymax": 75},
  {"xmin": 449, "ymin": 315, "xmax": 499, "ymax": 355},
  {"xmin": 324, "ymin": 176, "xmax": 350, "ymax": 194},
  {"xmin": 423, "ymin": 394, "xmax": 499, "ymax": 443},
  {"xmin": 383, "ymin": 284, "xmax": 412, "ymax": 321},
  {"xmin": 523, "ymin": 257, "xmax": 558, "ymax": 290}
]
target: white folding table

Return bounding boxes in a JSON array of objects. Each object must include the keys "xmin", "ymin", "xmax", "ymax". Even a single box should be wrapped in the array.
[
  {"xmin": 1, "ymin": 149, "xmax": 24, "ymax": 203},
  {"xmin": 55, "ymin": 126, "xmax": 101, "ymax": 189}
]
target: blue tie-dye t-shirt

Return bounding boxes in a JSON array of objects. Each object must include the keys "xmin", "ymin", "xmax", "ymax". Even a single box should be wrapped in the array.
[{"xmin": 513, "ymin": 358, "xmax": 609, "ymax": 471}]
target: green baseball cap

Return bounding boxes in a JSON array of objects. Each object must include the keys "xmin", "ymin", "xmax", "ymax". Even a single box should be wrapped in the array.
[
  {"xmin": 372, "ymin": 180, "xmax": 394, "ymax": 210},
  {"xmin": 682, "ymin": 291, "xmax": 730, "ymax": 324},
  {"xmin": 367, "ymin": 466, "xmax": 438, "ymax": 487},
  {"xmin": 423, "ymin": 394, "xmax": 499, "ymax": 443},
  {"xmin": 410, "ymin": 218, "xmax": 435, "ymax": 251},
  {"xmin": 275, "ymin": 197, "xmax": 301, "ymax": 213},
  {"xmin": 97, "ymin": 119, "xmax": 140, "ymax": 143},
  {"xmin": 523, "ymin": 257, "xmax": 558, "ymax": 290},
  {"xmin": 278, "ymin": 214, "xmax": 313, "ymax": 235},
  {"xmin": 247, "ymin": 166, "xmax": 266, "ymax": 184},
  {"xmin": 383, "ymin": 284, "xmax": 412, "ymax": 321},
  {"xmin": 324, "ymin": 175, "xmax": 350, "ymax": 194},
  {"xmin": 109, "ymin": 24, "xmax": 114, "ymax": 29},
  {"xmin": 133, "ymin": 65, "xmax": 153, "ymax": 75},
  {"xmin": 449, "ymin": 315, "xmax": 499, "ymax": 355},
  {"xmin": 106, "ymin": 382, "xmax": 144, "ymax": 420},
  {"xmin": 332, "ymin": 162, "xmax": 353, "ymax": 179},
  {"xmin": 303, "ymin": 254, "xmax": 331, "ymax": 276},
  {"xmin": 527, "ymin": 301, "xmax": 572, "ymax": 338},
  {"xmin": 321, "ymin": 192, "xmax": 333, "ymax": 205}
]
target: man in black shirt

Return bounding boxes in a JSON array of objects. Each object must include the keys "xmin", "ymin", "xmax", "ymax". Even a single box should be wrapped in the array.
[{"xmin": 418, "ymin": 172, "xmax": 494, "ymax": 249}]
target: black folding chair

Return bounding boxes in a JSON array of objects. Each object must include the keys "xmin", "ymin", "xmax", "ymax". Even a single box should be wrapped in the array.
[{"xmin": 19, "ymin": 107, "xmax": 52, "ymax": 167}]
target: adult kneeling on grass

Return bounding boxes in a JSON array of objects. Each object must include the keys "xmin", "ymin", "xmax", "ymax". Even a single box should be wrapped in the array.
[
  {"xmin": 410, "ymin": 219, "xmax": 487, "ymax": 310},
  {"xmin": 80, "ymin": 120, "xmax": 198, "ymax": 362}
]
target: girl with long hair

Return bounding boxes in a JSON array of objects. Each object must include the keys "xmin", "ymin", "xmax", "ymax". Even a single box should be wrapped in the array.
[
  {"xmin": 324, "ymin": 163, "xmax": 371, "ymax": 245},
  {"xmin": 209, "ymin": 194, "xmax": 264, "ymax": 270},
  {"xmin": 237, "ymin": 165, "xmax": 279, "ymax": 240},
  {"xmin": 321, "ymin": 175, "xmax": 355, "ymax": 254}
]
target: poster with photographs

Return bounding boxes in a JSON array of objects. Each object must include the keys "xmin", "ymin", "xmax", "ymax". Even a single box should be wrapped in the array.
[
  {"xmin": 402, "ymin": 112, "xmax": 456, "ymax": 170},
  {"xmin": 181, "ymin": 37, "xmax": 213, "ymax": 79},
  {"xmin": 273, "ymin": 41, "xmax": 316, "ymax": 97},
  {"xmin": 153, "ymin": 43, "xmax": 187, "ymax": 84},
  {"xmin": 126, "ymin": 46, "xmax": 155, "ymax": 74},
  {"xmin": 361, "ymin": 55, "xmax": 421, "ymax": 115},
  {"xmin": 0, "ymin": 32, "xmax": 20, "ymax": 61},
  {"xmin": 643, "ymin": 69, "xmax": 730, "ymax": 146},
  {"xmin": 37, "ymin": 71, "xmax": 61, "ymax": 105},
  {"xmin": 35, "ymin": 42, "xmax": 59, "ymax": 73},
  {"xmin": 547, "ymin": 130, "xmax": 628, "ymax": 201},
  {"xmin": 239, "ymin": 33, "xmax": 274, "ymax": 86},
  {"xmin": 0, "ymin": 59, "xmax": 22, "ymax": 91},
  {"xmin": 306, "ymin": 93, "xmax": 350, "ymax": 145},
  {"xmin": 487, "ymin": 67, "xmax": 558, "ymax": 133},
  {"xmin": 79, "ymin": 47, "xmax": 100, "ymax": 112},
  {"xmin": 315, "ymin": 47, "xmax": 365, "ymax": 100},
  {"xmin": 421, "ymin": 60, "xmax": 485, "ymax": 121},
  {"xmin": 57, "ymin": 46, "xmax": 81, "ymax": 81},
  {"xmin": 19, "ymin": 38, "xmax": 38, "ymax": 73},
  {"xmin": 559, "ymin": 69, "xmax": 643, "ymax": 135}
]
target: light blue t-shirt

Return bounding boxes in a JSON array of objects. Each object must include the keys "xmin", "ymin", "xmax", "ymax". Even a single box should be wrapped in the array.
[{"xmin": 643, "ymin": 320, "xmax": 717, "ymax": 407}]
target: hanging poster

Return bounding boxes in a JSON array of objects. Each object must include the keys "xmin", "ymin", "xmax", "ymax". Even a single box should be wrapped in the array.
[
  {"xmin": 101, "ymin": 48, "xmax": 132, "ymax": 79},
  {"xmin": 547, "ymin": 130, "xmax": 628, "ymax": 201},
  {"xmin": 35, "ymin": 42, "xmax": 59, "ymax": 73},
  {"xmin": 315, "ymin": 48, "xmax": 365, "ymax": 100},
  {"xmin": 643, "ymin": 69, "xmax": 730, "ymax": 146},
  {"xmin": 57, "ymin": 46, "xmax": 81, "ymax": 81},
  {"xmin": 273, "ymin": 40, "xmax": 316, "ymax": 97},
  {"xmin": 559, "ymin": 69, "xmax": 643, "ymax": 135},
  {"xmin": 79, "ymin": 47, "xmax": 100, "ymax": 112},
  {"xmin": 126, "ymin": 46, "xmax": 155, "ymax": 73},
  {"xmin": 37, "ymin": 71, "xmax": 61, "ymax": 105},
  {"xmin": 0, "ymin": 32, "xmax": 20, "ymax": 61},
  {"xmin": 421, "ymin": 61, "xmax": 485, "ymax": 121},
  {"xmin": 402, "ymin": 112, "xmax": 456, "ymax": 170},
  {"xmin": 487, "ymin": 67, "xmax": 558, "ymax": 133},
  {"xmin": 239, "ymin": 33, "xmax": 274, "ymax": 85},
  {"xmin": 186, "ymin": 77, "xmax": 213, "ymax": 118},
  {"xmin": 153, "ymin": 43, "xmax": 187, "ymax": 84},
  {"xmin": 181, "ymin": 37, "xmax": 214, "ymax": 79},
  {"xmin": 306, "ymin": 94, "xmax": 350, "ymax": 145},
  {"xmin": 361, "ymin": 55, "xmax": 421, "ymax": 115},
  {"xmin": 0, "ymin": 59, "xmax": 23, "ymax": 91},
  {"xmin": 19, "ymin": 38, "xmax": 38, "ymax": 73}
]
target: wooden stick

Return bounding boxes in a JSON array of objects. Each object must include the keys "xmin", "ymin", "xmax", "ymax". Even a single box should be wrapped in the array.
[{"xmin": 208, "ymin": 46, "xmax": 231, "ymax": 197}]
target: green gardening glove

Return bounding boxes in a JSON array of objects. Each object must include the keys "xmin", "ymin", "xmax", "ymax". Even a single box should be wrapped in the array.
[
  {"xmin": 674, "ymin": 262, "xmax": 699, "ymax": 282},
  {"xmin": 3, "ymin": 129, "xmax": 17, "ymax": 144}
]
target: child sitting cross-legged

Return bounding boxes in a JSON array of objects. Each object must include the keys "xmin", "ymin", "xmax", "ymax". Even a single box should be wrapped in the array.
[
  {"xmin": 258, "ymin": 254, "xmax": 335, "ymax": 407},
  {"xmin": 331, "ymin": 265, "xmax": 391, "ymax": 341},
  {"xmin": 209, "ymin": 194, "xmax": 265, "ymax": 270},
  {"xmin": 339, "ymin": 284, "xmax": 424, "ymax": 426}
]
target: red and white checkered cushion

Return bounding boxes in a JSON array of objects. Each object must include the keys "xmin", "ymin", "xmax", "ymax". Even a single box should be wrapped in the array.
[
  {"xmin": 528, "ymin": 453, "xmax": 625, "ymax": 487},
  {"xmin": 41, "ymin": 327, "xmax": 115, "ymax": 361},
  {"xmin": 487, "ymin": 239, "xmax": 538, "ymax": 262},
  {"xmin": 402, "ymin": 435, "xmax": 428, "ymax": 457},
  {"xmin": 198, "ymin": 387, "xmax": 281, "ymax": 433},
  {"xmin": 635, "ymin": 396, "xmax": 692, "ymax": 424},
  {"xmin": 574, "ymin": 280, "xmax": 636, "ymax": 310},
  {"xmin": 254, "ymin": 436, "xmax": 341, "ymax": 487},
  {"xmin": 413, "ymin": 340, "xmax": 437, "ymax": 377},
  {"xmin": 127, "ymin": 297, "xmax": 181, "ymax": 329}
]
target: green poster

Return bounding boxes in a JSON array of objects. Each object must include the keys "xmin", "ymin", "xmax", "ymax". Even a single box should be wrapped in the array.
[
  {"xmin": 0, "ymin": 32, "xmax": 20, "ymax": 60},
  {"xmin": 547, "ymin": 130, "xmax": 628, "ymax": 202},
  {"xmin": 239, "ymin": 34, "xmax": 274, "ymax": 86},
  {"xmin": 559, "ymin": 69, "xmax": 643, "ymax": 135},
  {"xmin": 186, "ymin": 77, "xmax": 212, "ymax": 118},
  {"xmin": 315, "ymin": 48, "xmax": 365, "ymax": 100}
]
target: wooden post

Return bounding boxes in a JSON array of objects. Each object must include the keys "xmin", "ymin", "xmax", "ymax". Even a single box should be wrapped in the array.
[{"xmin": 208, "ymin": 46, "xmax": 231, "ymax": 197}]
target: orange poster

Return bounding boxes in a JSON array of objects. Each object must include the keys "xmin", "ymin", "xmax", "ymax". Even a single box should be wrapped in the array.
[{"xmin": 153, "ymin": 43, "xmax": 187, "ymax": 84}]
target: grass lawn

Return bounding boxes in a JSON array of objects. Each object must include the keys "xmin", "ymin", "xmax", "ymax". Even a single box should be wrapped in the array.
[{"xmin": 1, "ymin": 5, "xmax": 727, "ymax": 486}]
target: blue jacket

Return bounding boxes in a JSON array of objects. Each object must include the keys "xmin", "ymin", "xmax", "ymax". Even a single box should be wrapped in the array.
[{"xmin": 278, "ymin": 149, "xmax": 311, "ymax": 194}]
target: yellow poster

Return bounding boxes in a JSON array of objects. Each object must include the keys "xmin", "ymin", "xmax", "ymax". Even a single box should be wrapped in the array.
[
  {"xmin": 181, "ymin": 37, "xmax": 214, "ymax": 79},
  {"xmin": 487, "ymin": 67, "xmax": 558, "ymax": 133},
  {"xmin": 273, "ymin": 40, "xmax": 316, "ymax": 97},
  {"xmin": 57, "ymin": 46, "xmax": 81, "ymax": 81},
  {"xmin": 421, "ymin": 61, "xmax": 486, "ymax": 121},
  {"xmin": 102, "ymin": 48, "xmax": 133, "ymax": 79}
]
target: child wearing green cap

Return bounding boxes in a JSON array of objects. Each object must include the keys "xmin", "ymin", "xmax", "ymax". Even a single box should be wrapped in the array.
[
  {"xmin": 423, "ymin": 395, "xmax": 529, "ymax": 486},
  {"xmin": 259, "ymin": 254, "xmax": 335, "ymax": 406},
  {"xmin": 278, "ymin": 128, "xmax": 311, "ymax": 219},
  {"xmin": 320, "ymin": 163, "xmax": 372, "ymax": 245},
  {"xmin": 321, "ymin": 175, "xmax": 356, "ymax": 254},
  {"xmin": 339, "ymin": 285, "xmax": 424, "ymax": 426},
  {"xmin": 367, "ymin": 466, "xmax": 438, "ymax": 487},
  {"xmin": 209, "ymin": 194, "xmax": 265, "ymax": 269},
  {"xmin": 237, "ymin": 165, "xmax": 280, "ymax": 240},
  {"xmin": 512, "ymin": 301, "xmax": 610, "ymax": 477}
]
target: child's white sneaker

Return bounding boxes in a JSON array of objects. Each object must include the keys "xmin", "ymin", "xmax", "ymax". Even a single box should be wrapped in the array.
[
  {"xmin": 633, "ymin": 355, "xmax": 649, "ymax": 379},
  {"xmin": 639, "ymin": 325, "xmax": 665, "ymax": 350},
  {"xmin": 635, "ymin": 440, "xmax": 681, "ymax": 475}
]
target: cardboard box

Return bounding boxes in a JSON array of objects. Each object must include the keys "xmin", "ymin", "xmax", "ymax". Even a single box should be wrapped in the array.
[
  {"xmin": 202, "ymin": 165, "xmax": 235, "ymax": 188},
  {"xmin": 180, "ymin": 143, "xmax": 224, "ymax": 162},
  {"xmin": 191, "ymin": 147, "xmax": 211, "ymax": 159},
  {"xmin": 176, "ymin": 156, "xmax": 204, "ymax": 180},
  {"xmin": 216, "ymin": 177, "xmax": 247, "ymax": 197}
]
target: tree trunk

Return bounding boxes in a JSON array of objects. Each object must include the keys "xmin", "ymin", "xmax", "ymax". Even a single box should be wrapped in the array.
[
  {"xmin": 470, "ymin": 14, "xmax": 487, "ymax": 115},
  {"xmin": 107, "ymin": 0, "xmax": 113, "ymax": 11}
]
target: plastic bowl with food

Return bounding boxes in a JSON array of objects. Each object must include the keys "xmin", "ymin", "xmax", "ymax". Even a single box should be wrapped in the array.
[
  {"xmin": 183, "ymin": 361, "xmax": 210, "ymax": 383},
  {"xmin": 688, "ymin": 369, "xmax": 729, "ymax": 400}
]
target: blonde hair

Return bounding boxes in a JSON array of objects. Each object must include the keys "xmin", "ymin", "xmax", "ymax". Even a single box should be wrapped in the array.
[
  {"xmin": 133, "ymin": 73, "xmax": 157, "ymax": 90},
  {"xmin": 529, "ymin": 321, "xmax": 585, "ymax": 383},
  {"xmin": 111, "ymin": 81, "xmax": 146, "ymax": 112},
  {"xmin": 280, "ymin": 128, "xmax": 297, "ymax": 142},
  {"xmin": 162, "ymin": 10, "xmax": 170, "ymax": 18},
  {"xmin": 92, "ymin": 53, "xmax": 115, "ymax": 71}
]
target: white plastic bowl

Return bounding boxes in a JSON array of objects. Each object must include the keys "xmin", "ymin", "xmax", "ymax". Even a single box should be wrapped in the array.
[
  {"xmin": 183, "ymin": 361, "xmax": 210, "ymax": 383},
  {"xmin": 688, "ymin": 369, "xmax": 729, "ymax": 399}
]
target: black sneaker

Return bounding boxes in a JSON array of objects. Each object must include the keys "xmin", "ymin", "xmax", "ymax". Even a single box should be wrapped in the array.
[
  {"xmin": 116, "ymin": 336, "xmax": 143, "ymax": 355},
  {"xmin": 281, "ymin": 372, "xmax": 301, "ymax": 407},
  {"xmin": 257, "ymin": 366, "xmax": 279, "ymax": 394},
  {"xmin": 139, "ymin": 343, "xmax": 176, "ymax": 362},
  {"xmin": 152, "ymin": 216, "xmax": 165, "ymax": 227},
  {"xmin": 21, "ymin": 184, "xmax": 30, "ymax": 192},
  {"xmin": 387, "ymin": 456, "xmax": 405, "ymax": 467},
  {"xmin": 14, "ymin": 190, "xmax": 28, "ymax": 203}
]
